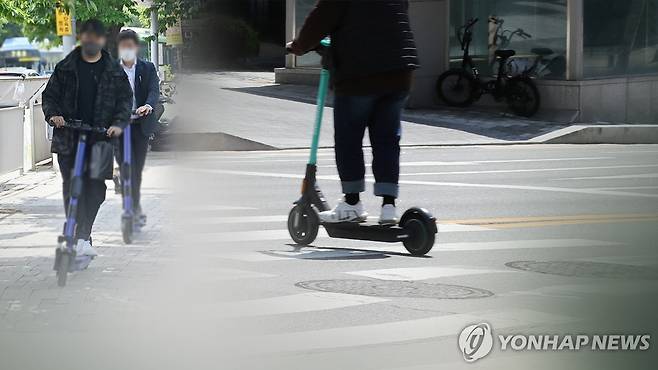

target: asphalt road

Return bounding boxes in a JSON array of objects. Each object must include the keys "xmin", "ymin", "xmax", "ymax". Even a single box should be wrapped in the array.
[
  {"xmin": 1, "ymin": 144, "xmax": 657, "ymax": 370},
  {"xmin": 165, "ymin": 144, "xmax": 658, "ymax": 370}
]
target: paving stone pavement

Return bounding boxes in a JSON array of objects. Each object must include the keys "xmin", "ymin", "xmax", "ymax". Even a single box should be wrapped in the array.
[{"xmin": 0, "ymin": 153, "xmax": 173, "ymax": 333}]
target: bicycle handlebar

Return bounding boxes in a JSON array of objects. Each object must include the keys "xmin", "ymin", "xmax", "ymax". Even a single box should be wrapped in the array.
[{"xmin": 464, "ymin": 18, "xmax": 479, "ymax": 30}]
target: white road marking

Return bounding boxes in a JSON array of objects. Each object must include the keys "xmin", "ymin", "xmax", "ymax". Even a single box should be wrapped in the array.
[
  {"xmin": 439, "ymin": 238, "xmax": 619, "ymax": 251},
  {"xmin": 212, "ymin": 292, "xmax": 388, "ymax": 318},
  {"xmin": 217, "ymin": 246, "xmax": 410, "ymax": 262},
  {"xmin": 346, "ymin": 266, "xmax": 513, "ymax": 281},
  {"xmin": 588, "ymin": 186, "xmax": 658, "ymax": 191},
  {"xmin": 320, "ymin": 157, "xmax": 613, "ymax": 168},
  {"xmin": 191, "ymin": 215, "xmax": 492, "ymax": 232},
  {"xmin": 242, "ymin": 309, "xmax": 575, "ymax": 353},
  {"xmin": 214, "ymin": 268, "xmax": 276, "ymax": 280},
  {"xmin": 195, "ymin": 169, "xmax": 658, "ymax": 199},
  {"xmin": 573, "ymin": 255, "xmax": 658, "ymax": 266},
  {"xmin": 189, "ymin": 223, "xmax": 491, "ymax": 243},
  {"xmin": 501, "ymin": 281, "xmax": 658, "ymax": 298},
  {"xmin": 396, "ymin": 164, "xmax": 658, "ymax": 177},
  {"xmin": 179, "ymin": 205, "xmax": 257, "ymax": 211},
  {"xmin": 555, "ymin": 173, "xmax": 658, "ymax": 181}
]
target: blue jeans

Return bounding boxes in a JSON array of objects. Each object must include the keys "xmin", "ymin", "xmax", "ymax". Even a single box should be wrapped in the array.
[{"xmin": 333, "ymin": 92, "xmax": 407, "ymax": 198}]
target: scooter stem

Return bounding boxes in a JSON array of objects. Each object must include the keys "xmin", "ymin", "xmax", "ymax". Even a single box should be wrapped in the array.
[{"xmin": 309, "ymin": 68, "xmax": 330, "ymax": 166}]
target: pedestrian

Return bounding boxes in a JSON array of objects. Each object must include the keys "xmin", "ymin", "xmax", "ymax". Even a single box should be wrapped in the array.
[
  {"xmin": 116, "ymin": 29, "xmax": 160, "ymax": 226},
  {"xmin": 42, "ymin": 19, "xmax": 133, "ymax": 256},
  {"xmin": 287, "ymin": 0, "xmax": 419, "ymax": 225}
]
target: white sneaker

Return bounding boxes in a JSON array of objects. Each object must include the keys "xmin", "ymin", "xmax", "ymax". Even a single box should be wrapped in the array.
[
  {"xmin": 319, "ymin": 201, "xmax": 368, "ymax": 223},
  {"xmin": 379, "ymin": 204, "xmax": 399, "ymax": 225},
  {"xmin": 75, "ymin": 239, "xmax": 98, "ymax": 257}
]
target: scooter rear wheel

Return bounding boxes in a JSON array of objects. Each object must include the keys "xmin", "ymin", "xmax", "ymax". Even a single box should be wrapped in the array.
[
  {"xmin": 288, "ymin": 204, "xmax": 319, "ymax": 245},
  {"xmin": 402, "ymin": 217, "xmax": 435, "ymax": 256},
  {"xmin": 122, "ymin": 217, "xmax": 133, "ymax": 245}
]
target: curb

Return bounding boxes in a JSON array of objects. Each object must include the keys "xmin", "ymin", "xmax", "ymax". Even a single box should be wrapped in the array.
[{"xmin": 531, "ymin": 125, "xmax": 658, "ymax": 144}]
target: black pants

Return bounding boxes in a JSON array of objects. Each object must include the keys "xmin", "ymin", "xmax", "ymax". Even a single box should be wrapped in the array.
[
  {"xmin": 58, "ymin": 151, "xmax": 107, "ymax": 241},
  {"xmin": 118, "ymin": 123, "xmax": 150, "ymax": 212},
  {"xmin": 333, "ymin": 91, "xmax": 408, "ymax": 198}
]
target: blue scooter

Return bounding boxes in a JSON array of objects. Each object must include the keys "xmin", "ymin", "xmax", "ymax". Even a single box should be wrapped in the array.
[{"xmin": 54, "ymin": 120, "xmax": 107, "ymax": 287}]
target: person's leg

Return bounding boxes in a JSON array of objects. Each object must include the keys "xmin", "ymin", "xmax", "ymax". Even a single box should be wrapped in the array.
[
  {"xmin": 368, "ymin": 92, "xmax": 407, "ymax": 222},
  {"xmin": 333, "ymin": 94, "xmax": 375, "ymax": 198},
  {"xmin": 319, "ymin": 94, "xmax": 375, "ymax": 223},
  {"xmin": 75, "ymin": 178, "xmax": 107, "ymax": 241},
  {"xmin": 131, "ymin": 125, "xmax": 150, "ymax": 215},
  {"xmin": 57, "ymin": 154, "xmax": 75, "ymax": 213}
]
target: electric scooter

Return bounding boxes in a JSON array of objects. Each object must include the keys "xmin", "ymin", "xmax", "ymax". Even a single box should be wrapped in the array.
[
  {"xmin": 286, "ymin": 39, "xmax": 437, "ymax": 256},
  {"xmin": 54, "ymin": 120, "xmax": 107, "ymax": 287},
  {"xmin": 120, "ymin": 121, "xmax": 136, "ymax": 244}
]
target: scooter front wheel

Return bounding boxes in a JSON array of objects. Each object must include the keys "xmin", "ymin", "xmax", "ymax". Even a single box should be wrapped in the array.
[
  {"xmin": 401, "ymin": 217, "xmax": 436, "ymax": 256},
  {"xmin": 55, "ymin": 249, "xmax": 71, "ymax": 287},
  {"xmin": 288, "ymin": 204, "xmax": 319, "ymax": 245}
]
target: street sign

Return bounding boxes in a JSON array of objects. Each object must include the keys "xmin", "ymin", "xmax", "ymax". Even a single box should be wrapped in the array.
[
  {"xmin": 55, "ymin": 7, "xmax": 72, "ymax": 36},
  {"xmin": 166, "ymin": 22, "xmax": 183, "ymax": 45}
]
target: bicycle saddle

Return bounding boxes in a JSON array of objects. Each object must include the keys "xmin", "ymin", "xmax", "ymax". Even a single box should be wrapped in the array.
[
  {"xmin": 495, "ymin": 49, "xmax": 516, "ymax": 59},
  {"xmin": 531, "ymin": 47, "xmax": 554, "ymax": 56}
]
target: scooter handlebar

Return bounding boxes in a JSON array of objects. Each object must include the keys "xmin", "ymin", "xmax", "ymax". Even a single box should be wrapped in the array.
[{"xmin": 62, "ymin": 119, "xmax": 108, "ymax": 134}]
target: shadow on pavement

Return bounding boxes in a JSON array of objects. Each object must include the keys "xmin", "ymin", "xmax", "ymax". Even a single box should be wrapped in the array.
[{"xmin": 224, "ymin": 83, "xmax": 573, "ymax": 142}]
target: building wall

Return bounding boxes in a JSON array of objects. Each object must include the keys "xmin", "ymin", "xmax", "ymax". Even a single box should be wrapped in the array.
[{"xmin": 278, "ymin": 0, "xmax": 658, "ymax": 124}]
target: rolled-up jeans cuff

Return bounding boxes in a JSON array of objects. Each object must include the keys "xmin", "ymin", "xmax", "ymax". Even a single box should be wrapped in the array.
[
  {"xmin": 341, "ymin": 180, "xmax": 365, "ymax": 194},
  {"xmin": 374, "ymin": 182, "xmax": 399, "ymax": 198}
]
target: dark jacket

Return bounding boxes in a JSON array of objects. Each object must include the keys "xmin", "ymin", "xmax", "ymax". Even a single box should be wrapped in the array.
[
  {"xmin": 291, "ymin": 0, "xmax": 419, "ymax": 95},
  {"xmin": 129, "ymin": 58, "xmax": 160, "ymax": 136},
  {"xmin": 42, "ymin": 47, "xmax": 133, "ymax": 155}
]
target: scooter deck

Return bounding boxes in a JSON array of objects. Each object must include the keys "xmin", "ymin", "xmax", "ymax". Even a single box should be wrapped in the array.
[{"xmin": 322, "ymin": 222, "xmax": 406, "ymax": 243}]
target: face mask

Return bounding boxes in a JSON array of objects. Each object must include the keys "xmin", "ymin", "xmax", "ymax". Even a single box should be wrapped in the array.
[
  {"xmin": 119, "ymin": 48, "xmax": 137, "ymax": 62},
  {"xmin": 81, "ymin": 41, "xmax": 103, "ymax": 57}
]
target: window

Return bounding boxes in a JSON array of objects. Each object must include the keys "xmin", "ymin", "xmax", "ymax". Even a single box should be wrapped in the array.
[
  {"xmin": 584, "ymin": 0, "xmax": 658, "ymax": 78},
  {"xmin": 450, "ymin": 0, "xmax": 567, "ymax": 79}
]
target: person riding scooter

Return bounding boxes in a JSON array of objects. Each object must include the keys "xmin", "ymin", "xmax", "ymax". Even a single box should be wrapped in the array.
[
  {"xmin": 287, "ymin": 0, "xmax": 419, "ymax": 225},
  {"xmin": 116, "ymin": 29, "xmax": 160, "ymax": 226},
  {"xmin": 42, "ymin": 19, "xmax": 132, "ymax": 257}
]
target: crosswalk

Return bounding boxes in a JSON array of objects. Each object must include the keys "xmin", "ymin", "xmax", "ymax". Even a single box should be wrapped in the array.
[{"xmin": 166, "ymin": 202, "xmax": 633, "ymax": 361}]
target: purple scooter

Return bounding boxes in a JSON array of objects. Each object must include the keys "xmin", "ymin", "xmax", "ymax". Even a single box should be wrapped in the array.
[
  {"xmin": 120, "ymin": 121, "xmax": 136, "ymax": 244},
  {"xmin": 54, "ymin": 120, "xmax": 107, "ymax": 287}
]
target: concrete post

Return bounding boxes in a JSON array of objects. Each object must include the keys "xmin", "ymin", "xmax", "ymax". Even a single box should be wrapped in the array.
[
  {"xmin": 285, "ymin": 0, "xmax": 296, "ymax": 68},
  {"xmin": 408, "ymin": 0, "xmax": 451, "ymax": 108},
  {"xmin": 150, "ymin": 8, "xmax": 159, "ymax": 71},
  {"xmin": 62, "ymin": 17, "xmax": 77, "ymax": 56},
  {"xmin": 566, "ymin": 0, "xmax": 584, "ymax": 80}
]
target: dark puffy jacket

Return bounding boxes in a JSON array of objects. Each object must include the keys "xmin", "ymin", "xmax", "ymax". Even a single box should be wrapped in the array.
[
  {"xmin": 42, "ymin": 47, "xmax": 133, "ymax": 155},
  {"xmin": 331, "ymin": 0, "xmax": 419, "ymax": 83}
]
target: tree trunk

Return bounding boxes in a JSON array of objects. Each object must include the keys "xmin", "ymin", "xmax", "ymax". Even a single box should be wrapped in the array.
[{"xmin": 105, "ymin": 24, "xmax": 123, "ymax": 59}]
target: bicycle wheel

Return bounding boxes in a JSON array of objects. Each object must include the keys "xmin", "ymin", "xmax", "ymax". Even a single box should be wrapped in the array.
[
  {"xmin": 506, "ymin": 76, "xmax": 540, "ymax": 117},
  {"xmin": 436, "ymin": 69, "xmax": 477, "ymax": 107}
]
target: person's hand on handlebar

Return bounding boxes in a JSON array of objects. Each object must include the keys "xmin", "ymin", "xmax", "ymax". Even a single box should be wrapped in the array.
[
  {"xmin": 286, "ymin": 41, "xmax": 305, "ymax": 56},
  {"xmin": 50, "ymin": 116, "xmax": 65, "ymax": 128},
  {"xmin": 107, "ymin": 126, "xmax": 123, "ymax": 138},
  {"xmin": 135, "ymin": 104, "xmax": 153, "ymax": 117}
]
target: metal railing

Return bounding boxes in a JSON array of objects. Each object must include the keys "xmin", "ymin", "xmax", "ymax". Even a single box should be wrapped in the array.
[{"xmin": 0, "ymin": 76, "xmax": 51, "ymax": 180}]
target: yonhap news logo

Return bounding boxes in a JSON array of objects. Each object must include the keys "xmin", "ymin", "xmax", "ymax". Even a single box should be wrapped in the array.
[
  {"xmin": 458, "ymin": 323, "xmax": 494, "ymax": 362},
  {"xmin": 458, "ymin": 323, "xmax": 651, "ymax": 363}
]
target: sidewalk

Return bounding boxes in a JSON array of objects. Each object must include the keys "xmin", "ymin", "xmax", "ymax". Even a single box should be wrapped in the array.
[
  {"xmin": 170, "ymin": 71, "xmax": 569, "ymax": 150},
  {"xmin": 0, "ymin": 154, "xmax": 171, "ymax": 332}
]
